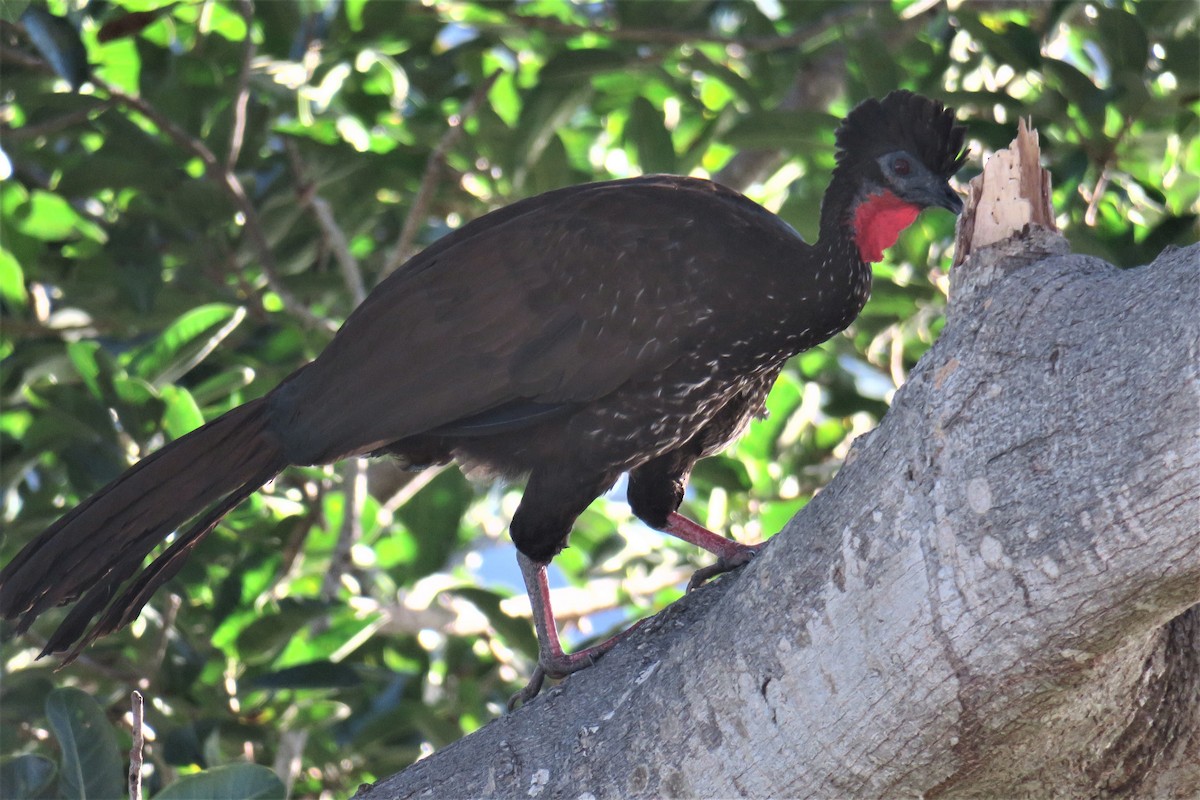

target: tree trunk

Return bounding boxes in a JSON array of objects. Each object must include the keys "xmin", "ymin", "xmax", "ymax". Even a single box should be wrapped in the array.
[{"xmin": 355, "ymin": 232, "xmax": 1200, "ymax": 799}]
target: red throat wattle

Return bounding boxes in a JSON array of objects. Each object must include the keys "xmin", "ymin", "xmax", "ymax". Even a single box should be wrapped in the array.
[{"xmin": 853, "ymin": 190, "xmax": 921, "ymax": 263}]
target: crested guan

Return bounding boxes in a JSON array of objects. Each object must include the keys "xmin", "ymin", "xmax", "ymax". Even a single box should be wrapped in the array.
[{"xmin": 0, "ymin": 90, "xmax": 967, "ymax": 704}]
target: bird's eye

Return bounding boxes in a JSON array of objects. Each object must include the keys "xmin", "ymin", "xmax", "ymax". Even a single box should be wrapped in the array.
[{"xmin": 893, "ymin": 157, "xmax": 911, "ymax": 176}]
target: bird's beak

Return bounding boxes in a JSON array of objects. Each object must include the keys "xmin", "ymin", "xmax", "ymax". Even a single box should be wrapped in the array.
[
  {"xmin": 935, "ymin": 182, "xmax": 964, "ymax": 214},
  {"xmin": 916, "ymin": 180, "xmax": 963, "ymax": 214}
]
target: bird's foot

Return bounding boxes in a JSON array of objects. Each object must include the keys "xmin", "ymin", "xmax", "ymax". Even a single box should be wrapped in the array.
[
  {"xmin": 508, "ymin": 665, "xmax": 546, "ymax": 711},
  {"xmin": 686, "ymin": 541, "xmax": 764, "ymax": 592},
  {"xmin": 507, "ymin": 617, "xmax": 650, "ymax": 711}
]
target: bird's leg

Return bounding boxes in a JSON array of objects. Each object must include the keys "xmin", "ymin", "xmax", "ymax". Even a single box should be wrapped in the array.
[
  {"xmin": 508, "ymin": 551, "xmax": 649, "ymax": 710},
  {"xmin": 661, "ymin": 512, "xmax": 764, "ymax": 591}
]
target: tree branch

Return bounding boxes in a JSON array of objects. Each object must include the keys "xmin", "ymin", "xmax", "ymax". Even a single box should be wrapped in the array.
[
  {"xmin": 421, "ymin": 2, "xmax": 856, "ymax": 52},
  {"xmin": 285, "ymin": 138, "xmax": 367, "ymax": 306},
  {"xmin": 380, "ymin": 71, "xmax": 501, "ymax": 282},
  {"xmin": 224, "ymin": 0, "xmax": 256, "ymax": 171},
  {"xmin": 90, "ymin": 77, "xmax": 336, "ymax": 332},
  {"xmin": 355, "ymin": 232, "xmax": 1200, "ymax": 798}
]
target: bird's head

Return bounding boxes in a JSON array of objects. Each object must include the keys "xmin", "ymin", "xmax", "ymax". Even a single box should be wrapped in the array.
[{"xmin": 824, "ymin": 90, "xmax": 969, "ymax": 263}]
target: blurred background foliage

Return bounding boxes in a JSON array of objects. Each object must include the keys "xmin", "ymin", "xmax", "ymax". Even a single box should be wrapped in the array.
[{"xmin": 0, "ymin": 0, "xmax": 1195, "ymax": 797}]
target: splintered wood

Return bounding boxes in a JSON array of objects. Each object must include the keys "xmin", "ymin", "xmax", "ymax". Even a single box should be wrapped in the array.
[{"xmin": 952, "ymin": 118, "xmax": 1056, "ymax": 267}]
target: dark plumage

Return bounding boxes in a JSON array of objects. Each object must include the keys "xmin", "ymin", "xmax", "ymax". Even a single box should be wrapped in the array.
[{"xmin": 0, "ymin": 90, "xmax": 967, "ymax": 702}]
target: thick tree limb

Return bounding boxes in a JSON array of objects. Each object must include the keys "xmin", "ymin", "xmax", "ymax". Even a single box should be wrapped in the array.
[{"xmin": 356, "ymin": 231, "xmax": 1200, "ymax": 799}]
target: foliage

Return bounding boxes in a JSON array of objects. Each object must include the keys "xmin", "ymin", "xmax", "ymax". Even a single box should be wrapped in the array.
[{"xmin": 0, "ymin": 0, "xmax": 1195, "ymax": 796}]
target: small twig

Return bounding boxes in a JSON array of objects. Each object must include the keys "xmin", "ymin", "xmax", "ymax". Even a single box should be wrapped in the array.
[
  {"xmin": 1081, "ymin": 115, "xmax": 1133, "ymax": 228},
  {"xmin": 129, "ymin": 690, "xmax": 144, "ymax": 800},
  {"xmin": 0, "ymin": 43, "xmax": 56, "ymax": 74},
  {"xmin": 1, "ymin": 100, "xmax": 115, "ymax": 140},
  {"xmin": 273, "ymin": 730, "xmax": 308, "ymax": 797},
  {"xmin": 321, "ymin": 458, "xmax": 367, "ymax": 599},
  {"xmin": 225, "ymin": 0, "xmax": 256, "ymax": 171},
  {"xmin": 312, "ymin": 194, "xmax": 366, "ymax": 303},
  {"xmin": 1083, "ymin": 167, "xmax": 1110, "ymax": 227},
  {"xmin": 379, "ymin": 70, "xmax": 502, "ymax": 282},
  {"xmin": 380, "ymin": 464, "xmax": 446, "ymax": 516},
  {"xmin": 152, "ymin": 593, "xmax": 182, "ymax": 673},
  {"xmin": 285, "ymin": 139, "xmax": 367, "ymax": 305},
  {"xmin": 417, "ymin": 3, "xmax": 856, "ymax": 51},
  {"xmin": 92, "ymin": 77, "xmax": 335, "ymax": 332}
]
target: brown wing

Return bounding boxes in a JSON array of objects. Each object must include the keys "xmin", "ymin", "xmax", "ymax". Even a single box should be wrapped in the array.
[{"xmin": 266, "ymin": 176, "xmax": 809, "ymax": 465}]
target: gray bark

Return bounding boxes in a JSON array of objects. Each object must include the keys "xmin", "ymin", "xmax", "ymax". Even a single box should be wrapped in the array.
[{"xmin": 355, "ymin": 231, "xmax": 1200, "ymax": 799}]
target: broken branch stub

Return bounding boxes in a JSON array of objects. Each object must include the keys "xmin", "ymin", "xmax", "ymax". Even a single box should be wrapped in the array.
[{"xmin": 953, "ymin": 118, "xmax": 1057, "ymax": 268}]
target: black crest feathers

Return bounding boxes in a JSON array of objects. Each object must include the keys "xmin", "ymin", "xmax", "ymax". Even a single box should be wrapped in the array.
[{"xmin": 835, "ymin": 90, "xmax": 968, "ymax": 178}]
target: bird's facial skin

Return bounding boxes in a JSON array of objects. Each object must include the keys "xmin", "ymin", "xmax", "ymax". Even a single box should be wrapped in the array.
[
  {"xmin": 851, "ymin": 190, "xmax": 921, "ymax": 263},
  {"xmin": 876, "ymin": 150, "xmax": 963, "ymax": 214},
  {"xmin": 850, "ymin": 151, "xmax": 962, "ymax": 263}
]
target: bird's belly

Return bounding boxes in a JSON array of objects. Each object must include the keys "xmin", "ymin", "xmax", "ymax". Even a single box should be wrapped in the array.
[{"xmin": 447, "ymin": 358, "xmax": 782, "ymax": 481}]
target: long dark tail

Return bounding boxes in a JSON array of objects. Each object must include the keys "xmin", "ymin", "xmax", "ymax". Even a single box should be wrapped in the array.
[{"xmin": 0, "ymin": 397, "xmax": 287, "ymax": 662}]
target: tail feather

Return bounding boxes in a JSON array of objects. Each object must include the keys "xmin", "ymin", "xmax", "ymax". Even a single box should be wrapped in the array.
[{"xmin": 0, "ymin": 397, "xmax": 287, "ymax": 656}]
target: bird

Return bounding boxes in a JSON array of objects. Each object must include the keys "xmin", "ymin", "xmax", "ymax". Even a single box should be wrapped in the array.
[{"xmin": 0, "ymin": 90, "xmax": 967, "ymax": 705}]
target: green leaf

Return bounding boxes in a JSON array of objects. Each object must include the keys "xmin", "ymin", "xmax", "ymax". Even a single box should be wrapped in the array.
[
  {"xmin": 20, "ymin": 7, "xmax": 89, "ymax": 90},
  {"xmin": 508, "ymin": 79, "xmax": 594, "ymax": 188},
  {"xmin": 539, "ymin": 48, "xmax": 633, "ymax": 82},
  {"xmin": 152, "ymin": 764, "xmax": 286, "ymax": 800},
  {"xmin": 0, "ymin": 754, "xmax": 56, "ymax": 799},
  {"xmin": 848, "ymin": 27, "xmax": 901, "ymax": 97},
  {"xmin": 723, "ymin": 110, "xmax": 835, "ymax": 152},
  {"xmin": 395, "ymin": 468, "xmax": 474, "ymax": 581},
  {"xmin": 524, "ymin": 133, "xmax": 573, "ymax": 197},
  {"xmin": 0, "ymin": 1, "xmax": 31, "ymax": 25},
  {"xmin": 11, "ymin": 190, "xmax": 105, "ymax": 243},
  {"xmin": 626, "ymin": 96, "xmax": 675, "ymax": 174},
  {"xmin": 691, "ymin": 456, "xmax": 753, "ymax": 493},
  {"xmin": 1094, "ymin": 7, "xmax": 1149, "ymax": 75},
  {"xmin": 1041, "ymin": 59, "xmax": 1106, "ymax": 133},
  {"xmin": 189, "ymin": 367, "xmax": 256, "ymax": 406},
  {"xmin": 235, "ymin": 600, "xmax": 331, "ymax": 665},
  {"xmin": 161, "ymin": 384, "xmax": 205, "ymax": 438},
  {"xmin": 0, "ymin": 248, "xmax": 27, "ymax": 309},
  {"xmin": 65, "ymin": 341, "xmax": 104, "ymax": 400},
  {"xmin": 247, "ymin": 660, "xmax": 363, "ymax": 690},
  {"xmin": 129, "ymin": 304, "xmax": 246, "ymax": 386},
  {"xmin": 44, "ymin": 688, "xmax": 124, "ymax": 800},
  {"xmin": 957, "ymin": 12, "xmax": 1042, "ymax": 72}
]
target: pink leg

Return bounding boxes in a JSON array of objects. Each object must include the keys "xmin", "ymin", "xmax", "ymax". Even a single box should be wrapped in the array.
[
  {"xmin": 508, "ymin": 552, "xmax": 649, "ymax": 710},
  {"xmin": 662, "ymin": 512, "xmax": 764, "ymax": 591},
  {"xmin": 507, "ymin": 514, "xmax": 764, "ymax": 709}
]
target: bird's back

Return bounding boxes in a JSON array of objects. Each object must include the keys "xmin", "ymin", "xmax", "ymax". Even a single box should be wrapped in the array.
[{"xmin": 266, "ymin": 176, "xmax": 816, "ymax": 468}]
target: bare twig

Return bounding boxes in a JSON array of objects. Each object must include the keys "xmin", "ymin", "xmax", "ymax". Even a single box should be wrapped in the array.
[
  {"xmin": 379, "ymin": 70, "xmax": 502, "ymax": 282},
  {"xmin": 0, "ymin": 43, "xmax": 55, "ymax": 74},
  {"xmin": 152, "ymin": 593, "xmax": 182, "ymax": 673},
  {"xmin": 379, "ymin": 464, "xmax": 446, "ymax": 516},
  {"xmin": 225, "ymin": 0, "xmax": 257, "ymax": 171},
  {"xmin": 322, "ymin": 458, "xmax": 367, "ymax": 599},
  {"xmin": 1083, "ymin": 166, "xmax": 1110, "ymax": 227},
  {"xmin": 129, "ymin": 690, "xmax": 144, "ymax": 800},
  {"xmin": 415, "ymin": 3, "xmax": 856, "ymax": 52},
  {"xmin": 91, "ymin": 77, "xmax": 336, "ymax": 332},
  {"xmin": 1, "ymin": 100, "xmax": 115, "ymax": 141},
  {"xmin": 285, "ymin": 139, "xmax": 367, "ymax": 305},
  {"xmin": 313, "ymin": 193, "xmax": 367, "ymax": 303},
  {"xmin": 274, "ymin": 730, "xmax": 308, "ymax": 797}
]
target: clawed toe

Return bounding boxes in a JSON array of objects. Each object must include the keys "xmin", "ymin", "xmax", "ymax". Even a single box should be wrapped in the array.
[
  {"xmin": 507, "ymin": 665, "xmax": 547, "ymax": 711},
  {"xmin": 687, "ymin": 542, "xmax": 763, "ymax": 592}
]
